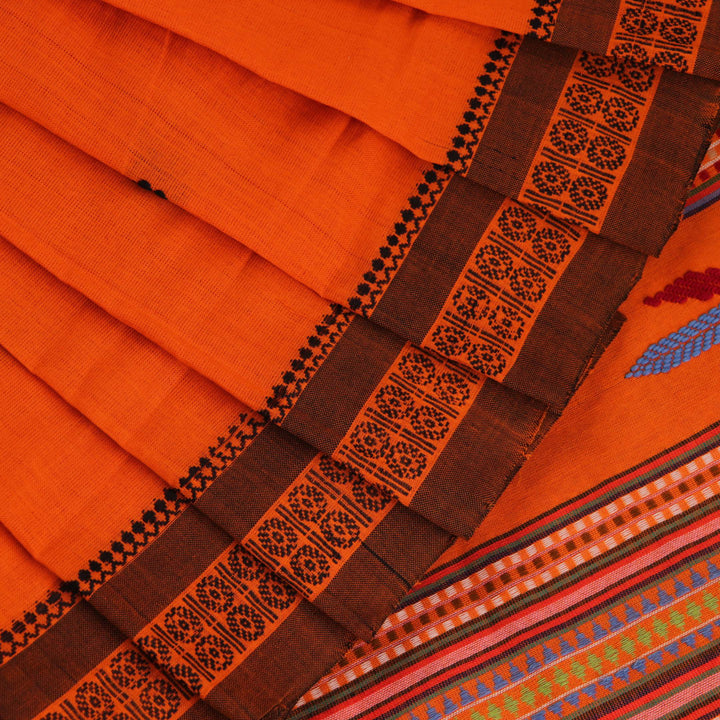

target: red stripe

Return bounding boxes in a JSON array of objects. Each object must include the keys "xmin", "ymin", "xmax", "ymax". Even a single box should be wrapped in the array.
[{"xmin": 422, "ymin": 431, "xmax": 720, "ymax": 587}]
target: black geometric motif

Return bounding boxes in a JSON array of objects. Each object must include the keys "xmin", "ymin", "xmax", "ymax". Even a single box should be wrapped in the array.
[
  {"xmin": 587, "ymin": 135, "xmax": 626, "ymax": 171},
  {"xmin": 196, "ymin": 574, "xmax": 235, "ymax": 613},
  {"xmin": 289, "ymin": 546, "xmax": 331, "ymax": 585},
  {"xmin": 139, "ymin": 680, "xmax": 180, "ymax": 720},
  {"xmin": 110, "ymin": 649, "xmax": 152, "ymax": 689},
  {"xmin": 227, "ymin": 604, "xmax": 266, "ymax": 642},
  {"xmin": 195, "ymin": 635, "xmax": 233, "ymax": 672},
  {"xmin": 385, "ymin": 442, "xmax": 428, "ymax": 480},
  {"xmin": 569, "ymin": 176, "xmax": 609, "ymax": 212},
  {"xmin": 75, "ymin": 681, "xmax": 114, "ymax": 720}
]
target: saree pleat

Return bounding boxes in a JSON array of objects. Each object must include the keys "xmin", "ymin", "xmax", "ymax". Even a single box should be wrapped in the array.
[
  {"xmin": 0, "ymin": 0, "xmax": 715, "ymax": 409},
  {"xmin": 2, "ymin": 2, "xmax": 720, "ymax": 719},
  {"xmin": 0, "ymin": 237, "xmax": 452, "ymax": 639},
  {"xmin": 68, "ymin": 0, "xmax": 512, "ymax": 165},
  {"xmin": 0, "ymin": 102, "xmax": 645, "ymax": 540},
  {"xmin": 0, "ymin": 346, "xmax": 359, "ymax": 717},
  {"xmin": 3, "ymin": 0, "xmax": 716, "ymax": 262},
  {"xmin": 387, "ymin": 0, "xmax": 546, "ymax": 34},
  {"xmin": 0, "ymin": 349, "xmax": 172, "ymax": 581},
  {"xmin": 395, "ymin": 0, "xmax": 720, "ymax": 83},
  {"xmin": 26, "ymin": 0, "xmax": 715, "ymax": 254},
  {"xmin": 0, "ymin": 526, "xmax": 65, "ymax": 653}
]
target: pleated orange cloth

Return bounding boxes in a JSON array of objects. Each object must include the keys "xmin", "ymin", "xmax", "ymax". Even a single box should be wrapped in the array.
[
  {"xmin": 0, "ymin": 2, "xmax": 719, "ymax": 720},
  {"xmin": 392, "ymin": 0, "xmax": 720, "ymax": 78}
]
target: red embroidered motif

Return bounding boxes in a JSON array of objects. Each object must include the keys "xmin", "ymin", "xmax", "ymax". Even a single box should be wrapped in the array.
[{"xmin": 643, "ymin": 268, "xmax": 720, "ymax": 306}]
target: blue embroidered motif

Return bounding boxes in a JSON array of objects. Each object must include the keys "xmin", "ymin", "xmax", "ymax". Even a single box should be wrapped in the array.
[{"xmin": 626, "ymin": 303, "xmax": 720, "ymax": 377}]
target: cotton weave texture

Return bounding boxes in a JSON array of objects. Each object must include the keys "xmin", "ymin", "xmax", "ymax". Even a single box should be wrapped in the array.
[{"xmin": 1, "ymin": 2, "xmax": 720, "ymax": 720}]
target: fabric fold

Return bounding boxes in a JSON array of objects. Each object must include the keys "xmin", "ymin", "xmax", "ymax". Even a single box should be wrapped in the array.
[
  {"xmin": 0, "ymin": 238, "xmax": 452, "ymax": 640},
  {"xmin": 0, "ymin": 102, "xmax": 663, "ymax": 539},
  {"xmin": 0, "ymin": 0, "xmax": 715, "ymax": 410}
]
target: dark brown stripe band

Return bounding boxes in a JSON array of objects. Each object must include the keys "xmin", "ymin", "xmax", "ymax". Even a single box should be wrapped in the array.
[
  {"xmin": 412, "ymin": 380, "xmax": 548, "ymax": 537},
  {"xmin": 467, "ymin": 37, "xmax": 576, "ymax": 199},
  {"xmin": 696, "ymin": 0, "xmax": 720, "ymax": 80},
  {"xmin": 601, "ymin": 66, "xmax": 720, "ymax": 255},
  {"xmin": 466, "ymin": 35, "xmax": 720, "ymax": 253},
  {"xmin": 282, "ymin": 316, "xmax": 404, "ymax": 453},
  {"xmin": 550, "ymin": 0, "xmax": 620, "ymax": 54},
  {"xmin": 281, "ymin": 312, "xmax": 549, "ymax": 537},
  {"xmin": 90, "ymin": 509, "xmax": 232, "ymax": 636},
  {"xmin": 195, "ymin": 422, "xmax": 451, "ymax": 639},
  {"xmin": 87, "ymin": 506, "xmax": 352, "ymax": 720}
]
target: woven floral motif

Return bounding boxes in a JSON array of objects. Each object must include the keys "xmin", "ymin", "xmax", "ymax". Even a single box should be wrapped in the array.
[
  {"xmin": 133, "ymin": 545, "xmax": 299, "ymax": 697},
  {"xmin": 423, "ymin": 199, "xmax": 584, "ymax": 379},
  {"xmin": 33, "ymin": 641, "xmax": 194, "ymax": 720},
  {"xmin": 333, "ymin": 345, "xmax": 482, "ymax": 502},
  {"xmin": 519, "ymin": 51, "xmax": 661, "ymax": 231},
  {"xmin": 608, "ymin": 0, "xmax": 712, "ymax": 73},
  {"xmin": 244, "ymin": 455, "xmax": 395, "ymax": 598}
]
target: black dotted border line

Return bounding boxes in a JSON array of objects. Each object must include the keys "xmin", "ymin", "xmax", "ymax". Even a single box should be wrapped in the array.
[
  {"xmin": 0, "ymin": 32, "xmax": 522, "ymax": 662},
  {"xmin": 527, "ymin": 0, "xmax": 562, "ymax": 41},
  {"xmin": 348, "ymin": 33, "xmax": 521, "ymax": 317}
]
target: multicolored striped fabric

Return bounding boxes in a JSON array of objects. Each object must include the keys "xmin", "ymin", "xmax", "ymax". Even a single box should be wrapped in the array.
[
  {"xmin": 291, "ymin": 421, "xmax": 720, "ymax": 720},
  {"xmin": 685, "ymin": 128, "xmax": 720, "ymax": 218}
]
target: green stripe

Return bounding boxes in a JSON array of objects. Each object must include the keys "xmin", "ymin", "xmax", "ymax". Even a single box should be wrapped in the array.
[
  {"xmin": 687, "ymin": 172, "xmax": 720, "ymax": 199},
  {"xmin": 289, "ymin": 502, "xmax": 720, "ymax": 719}
]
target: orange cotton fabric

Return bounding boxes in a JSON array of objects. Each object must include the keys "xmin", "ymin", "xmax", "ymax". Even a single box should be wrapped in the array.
[
  {"xmin": 387, "ymin": 0, "xmax": 542, "ymax": 33},
  {"xmin": 0, "ymin": 240, "xmax": 244, "ymax": 485},
  {"xmin": 91, "ymin": 0, "xmax": 504, "ymax": 163},
  {"xmin": 0, "ymin": 0, "xmax": 431, "ymax": 301},
  {"xmin": 0, "ymin": 347, "xmax": 168, "ymax": 581},
  {"xmin": 0, "ymin": 106, "xmax": 335, "ymax": 410}
]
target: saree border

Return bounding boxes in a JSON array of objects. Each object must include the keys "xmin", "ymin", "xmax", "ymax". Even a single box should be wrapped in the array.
[
  {"xmin": 348, "ymin": 32, "xmax": 521, "ymax": 316},
  {"xmin": 550, "ymin": 0, "xmax": 720, "ymax": 82},
  {"xmin": 291, "ymin": 422, "xmax": 720, "ymax": 720},
  {"xmin": 467, "ymin": 36, "xmax": 720, "ymax": 254}
]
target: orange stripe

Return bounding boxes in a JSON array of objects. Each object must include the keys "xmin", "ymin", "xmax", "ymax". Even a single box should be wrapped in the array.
[
  {"xmin": 422, "ymin": 198, "xmax": 586, "ymax": 380},
  {"xmin": 518, "ymin": 49, "xmax": 662, "ymax": 232}
]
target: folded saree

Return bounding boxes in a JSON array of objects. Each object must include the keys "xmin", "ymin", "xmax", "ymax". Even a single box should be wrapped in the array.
[
  {"xmin": 393, "ymin": 0, "xmax": 720, "ymax": 82},
  {"xmin": 292, "ymin": 184, "xmax": 720, "ymax": 720},
  {"xmin": 1, "ymin": 1, "xmax": 719, "ymax": 720}
]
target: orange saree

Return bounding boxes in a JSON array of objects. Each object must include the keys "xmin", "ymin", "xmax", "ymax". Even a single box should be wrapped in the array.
[{"xmin": 0, "ymin": 1, "xmax": 719, "ymax": 720}]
